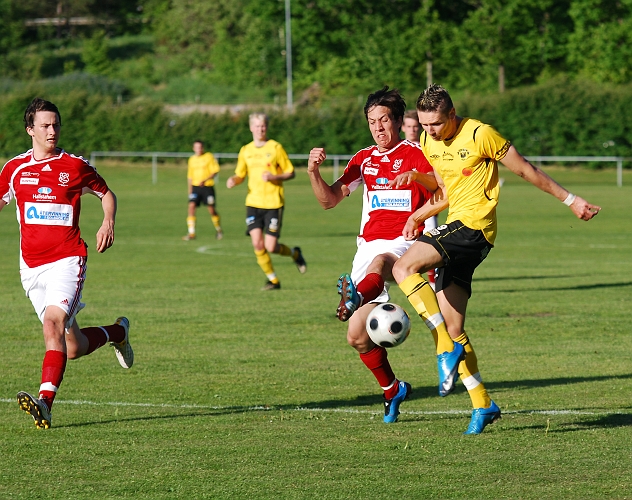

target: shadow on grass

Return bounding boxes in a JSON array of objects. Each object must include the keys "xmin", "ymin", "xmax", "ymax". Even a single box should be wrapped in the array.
[
  {"xmin": 478, "ymin": 281, "xmax": 632, "ymax": 293},
  {"xmin": 487, "ymin": 372, "xmax": 632, "ymax": 392},
  {"xmin": 512, "ymin": 410, "xmax": 632, "ymax": 433}
]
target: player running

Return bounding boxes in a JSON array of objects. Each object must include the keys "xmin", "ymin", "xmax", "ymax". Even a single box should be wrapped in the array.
[
  {"xmin": 227, "ymin": 113, "xmax": 307, "ymax": 290},
  {"xmin": 182, "ymin": 140, "xmax": 223, "ymax": 241},
  {"xmin": 392, "ymin": 84, "xmax": 601, "ymax": 434},
  {"xmin": 308, "ymin": 87, "xmax": 437, "ymax": 423},
  {"xmin": 0, "ymin": 98, "xmax": 133, "ymax": 429}
]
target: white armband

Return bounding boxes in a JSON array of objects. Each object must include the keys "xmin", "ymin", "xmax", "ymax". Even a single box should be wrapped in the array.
[{"xmin": 562, "ymin": 193, "xmax": 576, "ymax": 206}]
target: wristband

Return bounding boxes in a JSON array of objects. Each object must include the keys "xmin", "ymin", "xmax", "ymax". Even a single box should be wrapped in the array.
[{"xmin": 562, "ymin": 193, "xmax": 576, "ymax": 206}]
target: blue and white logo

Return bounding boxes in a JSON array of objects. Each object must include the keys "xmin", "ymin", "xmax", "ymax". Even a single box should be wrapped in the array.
[
  {"xmin": 24, "ymin": 202, "xmax": 73, "ymax": 226},
  {"xmin": 375, "ymin": 178, "xmax": 389, "ymax": 185},
  {"xmin": 38, "ymin": 187, "xmax": 52, "ymax": 194}
]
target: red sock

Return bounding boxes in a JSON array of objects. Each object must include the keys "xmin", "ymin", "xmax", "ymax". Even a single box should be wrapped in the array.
[
  {"xmin": 359, "ymin": 346, "xmax": 398, "ymax": 399},
  {"xmin": 82, "ymin": 324, "xmax": 125, "ymax": 354},
  {"xmin": 357, "ymin": 273, "xmax": 384, "ymax": 306},
  {"xmin": 39, "ymin": 350, "xmax": 67, "ymax": 410},
  {"xmin": 427, "ymin": 268, "xmax": 436, "ymax": 285}
]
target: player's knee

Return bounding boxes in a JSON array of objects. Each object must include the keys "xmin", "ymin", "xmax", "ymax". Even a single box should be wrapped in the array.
[{"xmin": 347, "ymin": 328, "xmax": 370, "ymax": 352}]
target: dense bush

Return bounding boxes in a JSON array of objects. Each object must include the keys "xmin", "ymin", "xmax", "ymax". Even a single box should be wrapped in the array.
[{"xmin": 1, "ymin": 79, "xmax": 630, "ymax": 161}]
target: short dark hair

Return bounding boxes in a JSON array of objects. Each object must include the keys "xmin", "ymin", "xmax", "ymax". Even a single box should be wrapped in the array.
[
  {"xmin": 404, "ymin": 110, "xmax": 419, "ymax": 122},
  {"xmin": 193, "ymin": 140, "xmax": 204, "ymax": 146},
  {"xmin": 364, "ymin": 86, "xmax": 406, "ymax": 123},
  {"xmin": 24, "ymin": 98, "xmax": 61, "ymax": 129},
  {"xmin": 416, "ymin": 84, "xmax": 453, "ymax": 116}
]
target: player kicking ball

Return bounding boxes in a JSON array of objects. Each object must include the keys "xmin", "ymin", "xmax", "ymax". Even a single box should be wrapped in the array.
[
  {"xmin": 0, "ymin": 98, "xmax": 133, "ymax": 429},
  {"xmin": 308, "ymin": 87, "xmax": 437, "ymax": 423}
]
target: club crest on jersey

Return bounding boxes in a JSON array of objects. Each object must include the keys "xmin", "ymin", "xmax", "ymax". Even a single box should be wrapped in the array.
[
  {"xmin": 58, "ymin": 172, "xmax": 70, "ymax": 186},
  {"xmin": 392, "ymin": 159, "xmax": 403, "ymax": 172},
  {"xmin": 458, "ymin": 148, "xmax": 470, "ymax": 160},
  {"xmin": 42, "ymin": 164, "xmax": 52, "ymax": 172}
]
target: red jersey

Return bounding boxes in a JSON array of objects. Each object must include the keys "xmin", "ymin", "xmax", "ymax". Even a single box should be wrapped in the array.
[
  {"xmin": 338, "ymin": 140, "xmax": 433, "ymax": 241},
  {"xmin": 0, "ymin": 149, "xmax": 109, "ymax": 268}
]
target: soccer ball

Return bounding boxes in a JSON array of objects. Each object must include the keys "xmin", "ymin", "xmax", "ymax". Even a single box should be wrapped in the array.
[{"xmin": 366, "ymin": 303, "xmax": 411, "ymax": 348}]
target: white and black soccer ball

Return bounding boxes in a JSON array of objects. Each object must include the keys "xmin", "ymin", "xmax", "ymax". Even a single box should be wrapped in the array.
[{"xmin": 366, "ymin": 303, "xmax": 411, "ymax": 348}]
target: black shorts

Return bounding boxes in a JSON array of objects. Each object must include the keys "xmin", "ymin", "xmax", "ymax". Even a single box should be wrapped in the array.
[
  {"xmin": 418, "ymin": 220, "xmax": 493, "ymax": 297},
  {"xmin": 245, "ymin": 206, "xmax": 284, "ymax": 238},
  {"xmin": 189, "ymin": 186, "xmax": 216, "ymax": 207}
]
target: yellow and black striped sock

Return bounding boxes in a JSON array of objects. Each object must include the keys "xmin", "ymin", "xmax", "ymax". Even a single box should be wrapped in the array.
[
  {"xmin": 211, "ymin": 215, "xmax": 221, "ymax": 231},
  {"xmin": 399, "ymin": 273, "xmax": 454, "ymax": 354},
  {"xmin": 455, "ymin": 332, "xmax": 491, "ymax": 409},
  {"xmin": 254, "ymin": 249, "xmax": 277, "ymax": 282},
  {"xmin": 186, "ymin": 216, "xmax": 196, "ymax": 235},
  {"xmin": 277, "ymin": 243, "xmax": 292, "ymax": 257}
]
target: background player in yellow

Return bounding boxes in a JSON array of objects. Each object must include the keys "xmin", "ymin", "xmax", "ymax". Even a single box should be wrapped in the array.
[
  {"xmin": 391, "ymin": 84, "xmax": 601, "ymax": 434},
  {"xmin": 183, "ymin": 140, "xmax": 223, "ymax": 240},
  {"xmin": 226, "ymin": 113, "xmax": 306, "ymax": 290}
]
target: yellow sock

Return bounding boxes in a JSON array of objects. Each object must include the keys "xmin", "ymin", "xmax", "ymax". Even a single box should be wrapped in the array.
[
  {"xmin": 186, "ymin": 216, "xmax": 196, "ymax": 235},
  {"xmin": 255, "ymin": 249, "xmax": 276, "ymax": 280},
  {"xmin": 277, "ymin": 243, "xmax": 292, "ymax": 257},
  {"xmin": 455, "ymin": 332, "xmax": 491, "ymax": 409},
  {"xmin": 399, "ymin": 273, "xmax": 454, "ymax": 354},
  {"xmin": 211, "ymin": 215, "xmax": 221, "ymax": 231}
]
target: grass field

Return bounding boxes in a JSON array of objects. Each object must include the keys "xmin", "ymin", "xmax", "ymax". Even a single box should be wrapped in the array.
[{"xmin": 0, "ymin": 162, "xmax": 630, "ymax": 499}]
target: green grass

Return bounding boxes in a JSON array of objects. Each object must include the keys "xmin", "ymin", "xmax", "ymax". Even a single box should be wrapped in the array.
[{"xmin": 0, "ymin": 163, "xmax": 630, "ymax": 499}]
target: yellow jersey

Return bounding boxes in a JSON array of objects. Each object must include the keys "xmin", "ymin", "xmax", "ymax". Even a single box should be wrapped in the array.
[
  {"xmin": 235, "ymin": 140, "xmax": 294, "ymax": 209},
  {"xmin": 419, "ymin": 118, "xmax": 510, "ymax": 244},
  {"xmin": 188, "ymin": 152, "xmax": 220, "ymax": 187}
]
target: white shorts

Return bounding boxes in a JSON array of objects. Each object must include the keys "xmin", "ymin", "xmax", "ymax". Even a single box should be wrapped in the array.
[
  {"xmin": 350, "ymin": 236, "xmax": 414, "ymax": 304},
  {"xmin": 20, "ymin": 256, "xmax": 87, "ymax": 328}
]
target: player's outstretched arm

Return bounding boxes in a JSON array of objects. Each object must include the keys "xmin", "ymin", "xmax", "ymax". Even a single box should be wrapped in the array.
[
  {"xmin": 389, "ymin": 171, "xmax": 438, "ymax": 191},
  {"xmin": 96, "ymin": 190, "xmax": 116, "ymax": 253},
  {"xmin": 307, "ymin": 147, "xmax": 348, "ymax": 210},
  {"xmin": 501, "ymin": 146, "xmax": 601, "ymax": 221}
]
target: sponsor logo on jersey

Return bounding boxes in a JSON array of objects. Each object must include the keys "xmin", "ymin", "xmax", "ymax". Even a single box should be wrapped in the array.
[
  {"xmin": 375, "ymin": 178, "xmax": 389, "ymax": 185},
  {"xmin": 58, "ymin": 172, "xmax": 70, "ymax": 186},
  {"xmin": 368, "ymin": 190, "xmax": 412, "ymax": 212},
  {"xmin": 442, "ymin": 152, "xmax": 454, "ymax": 161},
  {"xmin": 42, "ymin": 164, "xmax": 52, "ymax": 172},
  {"xmin": 24, "ymin": 202, "xmax": 73, "ymax": 226},
  {"xmin": 429, "ymin": 154, "xmax": 440, "ymax": 160},
  {"xmin": 38, "ymin": 187, "xmax": 53, "ymax": 194},
  {"xmin": 458, "ymin": 148, "xmax": 470, "ymax": 160},
  {"xmin": 32, "ymin": 193, "xmax": 57, "ymax": 201},
  {"xmin": 364, "ymin": 167, "xmax": 379, "ymax": 176},
  {"xmin": 380, "ymin": 155, "xmax": 390, "ymax": 162},
  {"xmin": 21, "ymin": 171, "xmax": 39, "ymax": 176},
  {"xmin": 392, "ymin": 159, "xmax": 403, "ymax": 172},
  {"xmin": 20, "ymin": 177, "xmax": 39, "ymax": 185}
]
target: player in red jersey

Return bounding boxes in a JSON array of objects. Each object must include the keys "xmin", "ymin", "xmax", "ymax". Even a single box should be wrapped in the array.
[
  {"xmin": 0, "ymin": 98, "xmax": 133, "ymax": 429},
  {"xmin": 307, "ymin": 87, "xmax": 437, "ymax": 423}
]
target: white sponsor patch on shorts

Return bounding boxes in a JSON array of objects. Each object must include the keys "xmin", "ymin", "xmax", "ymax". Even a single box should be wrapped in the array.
[
  {"xmin": 24, "ymin": 202, "xmax": 73, "ymax": 226},
  {"xmin": 368, "ymin": 190, "xmax": 411, "ymax": 212}
]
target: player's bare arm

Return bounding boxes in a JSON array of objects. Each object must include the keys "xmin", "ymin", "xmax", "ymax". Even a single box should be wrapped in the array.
[
  {"xmin": 261, "ymin": 171, "xmax": 295, "ymax": 182},
  {"xmin": 403, "ymin": 172, "xmax": 448, "ymax": 240},
  {"xmin": 501, "ymin": 146, "xmax": 601, "ymax": 221},
  {"xmin": 96, "ymin": 190, "xmax": 117, "ymax": 253},
  {"xmin": 307, "ymin": 147, "xmax": 349, "ymax": 209},
  {"xmin": 389, "ymin": 170, "xmax": 438, "ymax": 191},
  {"xmin": 226, "ymin": 175, "xmax": 244, "ymax": 189},
  {"xmin": 0, "ymin": 200, "xmax": 6, "ymax": 212}
]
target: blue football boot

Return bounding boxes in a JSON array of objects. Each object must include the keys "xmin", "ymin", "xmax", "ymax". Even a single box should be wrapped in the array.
[
  {"xmin": 336, "ymin": 273, "xmax": 360, "ymax": 322},
  {"xmin": 464, "ymin": 400, "xmax": 501, "ymax": 435},
  {"xmin": 383, "ymin": 381, "xmax": 412, "ymax": 423},
  {"xmin": 437, "ymin": 341, "xmax": 466, "ymax": 397}
]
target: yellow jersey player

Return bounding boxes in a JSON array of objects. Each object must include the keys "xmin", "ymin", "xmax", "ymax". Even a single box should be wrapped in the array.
[
  {"xmin": 391, "ymin": 84, "xmax": 601, "ymax": 434},
  {"xmin": 226, "ymin": 113, "xmax": 306, "ymax": 290},
  {"xmin": 183, "ymin": 140, "xmax": 223, "ymax": 240}
]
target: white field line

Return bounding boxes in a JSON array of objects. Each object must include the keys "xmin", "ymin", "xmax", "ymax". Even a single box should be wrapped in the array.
[{"xmin": 0, "ymin": 398, "xmax": 625, "ymax": 416}]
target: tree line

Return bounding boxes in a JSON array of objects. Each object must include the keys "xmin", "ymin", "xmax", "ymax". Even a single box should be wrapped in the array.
[{"xmin": 1, "ymin": 0, "xmax": 631, "ymax": 95}]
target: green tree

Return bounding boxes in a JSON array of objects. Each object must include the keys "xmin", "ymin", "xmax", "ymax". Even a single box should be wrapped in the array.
[{"xmin": 82, "ymin": 29, "xmax": 111, "ymax": 75}]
